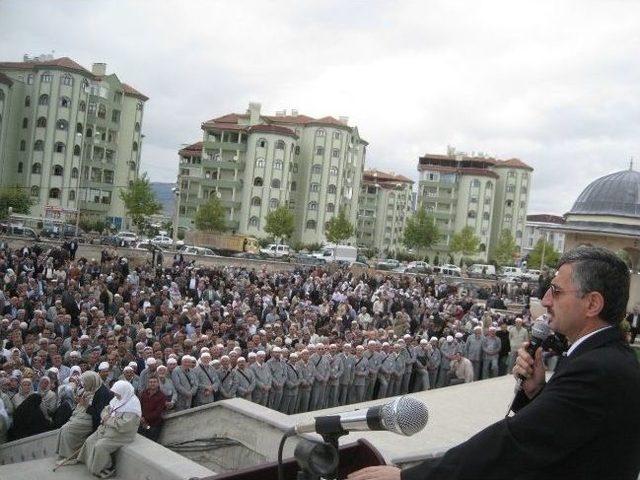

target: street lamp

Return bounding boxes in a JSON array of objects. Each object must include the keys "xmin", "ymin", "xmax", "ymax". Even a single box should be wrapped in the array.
[{"xmin": 172, "ymin": 183, "xmax": 181, "ymax": 247}]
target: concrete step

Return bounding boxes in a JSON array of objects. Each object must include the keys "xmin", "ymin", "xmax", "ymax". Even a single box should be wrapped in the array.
[{"xmin": 0, "ymin": 457, "xmax": 123, "ymax": 479}]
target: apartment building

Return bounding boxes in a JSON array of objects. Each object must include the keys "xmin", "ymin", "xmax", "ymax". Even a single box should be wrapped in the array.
[
  {"xmin": 177, "ymin": 103, "xmax": 367, "ymax": 244},
  {"xmin": 521, "ymin": 214, "xmax": 565, "ymax": 255},
  {"xmin": 0, "ymin": 55, "xmax": 147, "ymax": 229},
  {"xmin": 356, "ymin": 169, "xmax": 414, "ymax": 253},
  {"xmin": 417, "ymin": 147, "xmax": 533, "ymax": 261}
]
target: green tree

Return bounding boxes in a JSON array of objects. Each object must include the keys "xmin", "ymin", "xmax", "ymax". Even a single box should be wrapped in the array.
[
  {"xmin": 528, "ymin": 238, "xmax": 560, "ymax": 269},
  {"xmin": 0, "ymin": 187, "xmax": 33, "ymax": 219},
  {"xmin": 449, "ymin": 226, "xmax": 480, "ymax": 257},
  {"xmin": 402, "ymin": 206, "xmax": 440, "ymax": 258},
  {"xmin": 325, "ymin": 208, "xmax": 354, "ymax": 244},
  {"xmin": 119, "ymin": 174, "xmax": 162, "ymax": 232},
  {"xmin": 264, "ymin": 206, "xmax": 295, "ymax": 243},
  {"xmin": 494, "ymin": 229, "xmax": 519, "ymax": 266},
  {"xmin": 194, "ymin": 196, "xmax": 227, "ymax": 232}
]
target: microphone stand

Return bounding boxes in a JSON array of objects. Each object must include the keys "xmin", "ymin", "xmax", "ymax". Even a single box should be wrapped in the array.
[{"xmin": 312, "ymin": 415, "xmax": 349, "ymax": 479}]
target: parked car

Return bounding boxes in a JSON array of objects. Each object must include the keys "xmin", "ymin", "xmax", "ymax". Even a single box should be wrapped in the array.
[
  {"xmin": 41, "ymin": 224, "xmax": 85, "ymax": 240},
  {"xmin": 232, "ymin": 252, "xmax": 264, "ymax": 260},
  {"xmin": 294, "ymin": 253, "xmax": 327, "ymax": 266},
  {"xmin": 433, "ymin": 264, "xmax": 462, "ymax": 277},
  {"xmin": 133, "ymin": 241, "xmax": 167, "ymax": 252},
  {"xmin": 116, "ymin": 231, "xmax": 138, "ymax": 243},
  {"xmin": 0, "ymin": 223, "xmax": 40, "ymax": 241},
  {"xmin": 182, "ymin": 246, "xmax": 218, "ymax": 257},
  {"xmin": 405, "ymin": 261, "xmax": 432, "ymax": 274},
  {"xmin": 375, "ymin": 258, "xmax": 401, "ymax": 271},
  {"xmin": 260, "ymin": 244, "xmax": 291, "ymax": 258},
  {"xmin": 522, "ymin": 269, "xmax": 541, "ymax": 282},
  {"xmin": 151, "ymin": 235, "xmax": 173, "ymax": 246},
  {"xmin": 467, "ymin": 263, "xmax": 497, "ymax": 278}
]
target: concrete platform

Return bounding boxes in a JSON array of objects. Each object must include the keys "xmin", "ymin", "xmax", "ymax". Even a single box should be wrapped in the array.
[{"xmin": 0, "ymin": 457, "xmax": 125, "ymax": 479}]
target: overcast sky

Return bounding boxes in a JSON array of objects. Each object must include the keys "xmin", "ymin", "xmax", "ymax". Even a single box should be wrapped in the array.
[{"xmin": 1, "ymin": 0, "xmax": 639, "ymax": 214}]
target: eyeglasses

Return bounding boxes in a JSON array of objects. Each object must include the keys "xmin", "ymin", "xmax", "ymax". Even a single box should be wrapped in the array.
[{"xmin": 548, "ymin": 284, "xmax": 583, "ymax": 298}]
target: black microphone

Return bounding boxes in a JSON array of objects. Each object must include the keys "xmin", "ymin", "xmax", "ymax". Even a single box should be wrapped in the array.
[
  {"xmin": 293, "ymin": 396, "xmax": 429, "ymax": 436},
  {"xmin": 516, "ymin": 316, "xmax": 551, "ymax": 382}
]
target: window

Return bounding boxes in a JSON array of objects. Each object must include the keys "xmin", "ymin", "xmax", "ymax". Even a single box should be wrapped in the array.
[
  {"xmin": 41, "ymin": 72, "xmax": 52, "ymax": 83},
  {"xmin": 253, "ymin": 177, "xmax": 263, "ymax": 186},
  {"xmin": 275, "ymin": 140, "xmax": 285, "ymax": 150},
  {"xmin": 471, "ymin": 179, "xmax": 481, "ymax": 187},
  {"xmin": 22, "ymin": 118, "xmax": 28, "ymax": 129},
  {"xmin": 326, "ymin": 203, "xmax": 335, "ymax": 213},
  {"xmin": 54, "ymin": 142, "xmax": 65, "ymax": 154},
  {"xmin": 68, "ymin": 190, "xmax": 76, "ymax": 201},
  {"xmin": 60, "ymin": 97, "xmax": 70, "ymax": 108},
  {"xmin": 30, "ymin": 186, "xmax": 39, "ymax": 197},
  {"xmin": 71, "ymin": 167, "xmax": 79, "ymax": 179},
  {"xmin": 506, "ymin": 185, "xmax": 516, "ymax": 193},
  {"xmin": 129, "ymin": 161, "xmax": 136, "ymax": 172},
  {"xmin": 312, "ymin": 164, "xmax": 322, "ymax": 174},
  {"xmin": 251, "ymin": 196, "xmax": 262, "ymax": 206},
  {"xmin": 249, "ymin": 216, "xmax": 259, "ymax": 227},
  {"xmin": 86, "ymin": 127, "xmax": 92, "ymax": 138},
  {"xmin": 484, "ymin": 197, "xmax": 492, "ymax": 205},
  {"xmin": 470, "ymin": 197, "xmax": 478, "ymax": 203},
  {"xmin": 48, "ymin": 188, "xmax": 61, "ymax": 199},
  {"xmin": 333, "ymin": 131, "xmax": 340, "ymax": 140},
  {"xmin": 82, "ymin": 79, "xmax": 89, "ymax": 92},
  {"xmin": 292, "ymin": 163, "xmax": 299, "ymax": 173},
  {"xmin": 61, "ymin": 74, "xmax": 73, "ymax": 86},
  {"xmin": 57, "ymin": 119, "xmax": 68, "ymax": 131},
  {"xmin": 271, "ymin": 178, "xmax": 281, "ymax": 188},
  {"xmin": 136, "ymin": 101, "xmax": 143, "ymax": 111},
  {"xmin": 33, "ymin": 140, "xmax": 44, "ymax": 151},
  {"xmin": 316, "ymin": 129, "xmax": 325, "ymax": 137},
  {"xmin": 315, "ymin": 146, "xmax": 324, "ymax": 156},
  {"xmin": 327, "ymin": 184, "xmax": 337, "ymax": 194},
  {"xmin": 97, "ymin": 104, "xmax": 106, "ymax": 119},
  {"xmin": 506, "ymin": 199, "xmax": 513, "ymax": 207},
  {"xmin": 504, "ymin": 214, "xmax": 513, "ymax": 222},
  {"xmin": 255, "ymin": 157, "xmax": 265, "ymax": 168},
  {"xmin": 329, "ymin": 166, "xmax": 338, "ymax": 176},
  {"xmin": 508, "ymin": 171, "xmax": 516, "ymax": 178},
  {"xmin": 27, "ymin": 74, "xmax": 34, "ymax": 85},
  {"xmin": 73, "ymin": 145, "xmax": 81, "ymax": 156},
  {"xmin": 104, "ymin": 170, "xmax": 114, "ymax": 184},
  {"xmin": 273, "ymin": 160, "xmax": 283, "ymax": 170},
  {"xmin": 482, "ymin": 212, "xmax": 490, "ymax": 220},
  {"xmin": 521, "ymin": 186, "xmax": 528, "ymax": 194},
  {"xmin": 310, "ymin": 183, "xmax": 320, "ymax": 192},
  {"xmin": 79, "ymin": 101, "xmax": 86, "ymax": 112},
  {"xmin": 135, "ymin": 122, "xmax": 140, "ymax": 132},
  {"xmin": 132, "ymin": 141, "xmax": 138, "ymax": 151},
  {"xmin": 290, "ymin": 181, "xmax": 297, "ymax": 191},
  {"xmin": 17, "ymin": 162, "xmax": 23, "ymax": 173},
  {"xmin": 111, "ymin": 110, "xmax": 120, "ymax": 123},
  {"xmin": 38, "ymin": 94, "xmax": 49, "ymax": 106},
  {"xmin": 32, "ymin": 162, "xmax": 43, "ymax": 174},
  {"xmin": 516, "ymin": 230, "xmax": 523, "ymax": 239},
  {"xmin": 36, "ymin": 117, "xmax": 47, "ymax": 128},
  {"xmin": 269, "ymin": 198, "xmax": 279, "ymax": 209},
  {"xmin": 486, "ymin": 181, "xmax": 493, "ymax": 190},
  {"xmin": 306, "ymin": 219, "xmax": 317, "ymax": 229},
  {"xmin": 258, "ymin": 138, "xmax": 267, "ymax": 148},
  {"xmin": 53, "ymin": 164, "xmax": 64, "ymax": 175},
  {"xmin": 520, "ymin": 200, "xmax": 526, "ymax": 208},
  {"xmin": 467, "ymin": 210, "xmax": 476, "ymax": 219},
  {"xmin": 19, "ymin": 140, "xmax": 26, "ymax": 151},
  {"xmin": 308, "ymin": 201, "xmax": 318, "ymax": 210},
  {"xmin": 87, "ymin": 103, "xmax": 96, "ymax": 115},
  {"xmin": 294, "ymin": 146, "xmax": 300, "ymax": 155},
  {"xmin": 332, "ymin": 148, "xmax": 339, "ymax": 158},
  {"xmin": 25, "ymin": 96, "xmax": 31, "ymax": 107}
]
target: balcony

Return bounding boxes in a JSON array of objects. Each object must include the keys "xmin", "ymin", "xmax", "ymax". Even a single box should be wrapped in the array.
[
  {"xmin": 79, "ymin": 200, "xmax": 110, "ymax": 212},
  {"xmin": 203, "ymin": 140, "xmax": 247, "ymax": 152},
  {"xmin": 202, "ymin": 159, "xmax": 246, "ymax": 171},
  {"xmin": 200, "ymin": 178, "xmax": 243, "ymax": 189},
  {"xmin": 432, "ymin": 210, "xmax": 453, "ymax": 219}
]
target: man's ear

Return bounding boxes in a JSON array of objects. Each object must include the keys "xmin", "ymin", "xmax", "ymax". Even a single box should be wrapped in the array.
[{"xmin": 585, "ymin": 291, "xmax": 605, "ymax": 320}]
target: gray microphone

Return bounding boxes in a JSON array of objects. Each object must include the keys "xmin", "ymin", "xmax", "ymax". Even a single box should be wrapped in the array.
[
  {"xmin": 515, "ymin": 317, "xmax": 551, "ymax": 381},
  {"xmin": 294, "ymin": 396, "xmax": 429, "ymax": 436}
]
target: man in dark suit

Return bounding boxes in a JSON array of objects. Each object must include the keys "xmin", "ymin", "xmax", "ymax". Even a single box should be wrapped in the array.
[{"xmin": 349, "ymin": 246, "xmax": 640, "ymax": 480}]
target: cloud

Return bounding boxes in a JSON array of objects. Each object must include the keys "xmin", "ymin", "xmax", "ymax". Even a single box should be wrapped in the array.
[{"xmin": 1, "ymin": 0, "xmax": 639, "ymax": 214}]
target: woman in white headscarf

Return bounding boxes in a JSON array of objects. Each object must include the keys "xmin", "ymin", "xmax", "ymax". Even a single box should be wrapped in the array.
[
  {"xmin": 0, "ymin": 398, "xmax": 10, "ymax": 444},
  {"xmin": 78, "ymin": 380, "xmax": 141, "ymax": 478},
  {"xmin": 38, "ymin": 376, "xmax": 57, "ymax": 422}
]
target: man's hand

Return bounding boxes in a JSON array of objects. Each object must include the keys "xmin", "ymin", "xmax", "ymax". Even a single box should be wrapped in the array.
[
  {"xmin": 512, "ymin": 342, "xmax": 545, "ymax": 398},
  {"xmin": 347, "ymin": 466, "xmax": 401, "ymax": 480}
]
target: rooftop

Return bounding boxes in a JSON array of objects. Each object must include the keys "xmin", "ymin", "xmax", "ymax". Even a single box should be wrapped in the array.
[
  {"xmin": 179, "ymin": 141, "xmax": 203, "ymax": 157},
  {"xmin": 527, "ymin": 214, "xmax": 565, "ymax": 224},
  {"xmin": 569, "ymin": 168, "xmax": 640, "ymax": 218},
  {"xmin": 363, "ymin": 169, "xmax": 414, "ymax": 185}
]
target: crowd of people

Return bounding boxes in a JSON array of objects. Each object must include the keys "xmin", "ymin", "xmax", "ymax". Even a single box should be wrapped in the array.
[{"xmin": 3, "ymin": 239, "xmax": 634, "ymax": 475}]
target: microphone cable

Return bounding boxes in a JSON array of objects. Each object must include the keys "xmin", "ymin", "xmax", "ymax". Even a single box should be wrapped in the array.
[{"xmin": 277, "ymin": 427, "xmax": 296, "ymax": 480}]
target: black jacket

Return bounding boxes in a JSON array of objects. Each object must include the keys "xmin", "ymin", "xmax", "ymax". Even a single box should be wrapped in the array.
[{"xmin": 402, "ymin": 326, "xmax": 640, "ymax": 480}]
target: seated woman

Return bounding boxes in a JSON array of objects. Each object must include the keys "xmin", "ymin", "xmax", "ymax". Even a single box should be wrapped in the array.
[
  {"xmin": 52, "ymin": 385, "xmax": 75, "ymax": 429},
  {"xmin": 38, "ymin": 377, "xmax": 57, "ymax": 422},
  {"xmin": 56, "ymin": 371, "xmax": 112, "ymax": 462},
  {"xmin": 8, "ymin": 392, "xmax": 52, "ymax": 440},
  {"xmin": 78, "ymin": 380, "xmax": 141, "ymax": 478}
]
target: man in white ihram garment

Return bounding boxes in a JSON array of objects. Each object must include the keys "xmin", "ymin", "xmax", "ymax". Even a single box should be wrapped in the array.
[{"xmin": 77, "ymin": 380, "xmax": 141, "ymax": 478}]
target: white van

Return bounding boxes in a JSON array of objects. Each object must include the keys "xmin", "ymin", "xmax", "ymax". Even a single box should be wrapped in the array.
[
  {"xmin": 260, "ymin": 244, "xmax": 291, "ymax": 258},
  {"xmin": 314, "ymin": 245, "xmax": 358, "ymax": 264},
  {"xmin": 468, "ymin": 264, "xmax": 496, "ymax": 278},
  {"xmin": 501, "ymin": 266, "xmax": 523, "ymax": 277}
]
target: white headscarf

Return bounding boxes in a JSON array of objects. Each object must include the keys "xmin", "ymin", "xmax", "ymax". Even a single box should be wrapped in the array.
[
  {"xmin": 0, "ymin": 399, "xmax": 10, "ymax": 428},
  {"xmin": 108, "ymin": 380, "xmax": 141, "ymax": 417}
]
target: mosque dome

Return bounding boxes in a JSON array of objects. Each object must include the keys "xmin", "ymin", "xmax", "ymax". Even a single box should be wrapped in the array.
[{"xmin": 569, "ymin": 168, "xmax": 640, "ymax": 218}]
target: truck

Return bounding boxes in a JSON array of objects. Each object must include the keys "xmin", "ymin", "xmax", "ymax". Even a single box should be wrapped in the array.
[
  {"xmin": 184, "ymin": 231, "xmax": 259, "ymax": 256},
  {"xmin": 312, "ymin": 244, "xmax": 359, "ymax": 264}
]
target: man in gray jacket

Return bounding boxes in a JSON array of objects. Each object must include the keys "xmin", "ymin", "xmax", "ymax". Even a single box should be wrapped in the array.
[
  {"xmin": 364, "ymin": 341, "xmax": 382, "ymax": 401},
  {"xmin": 391, "ymin": 343, "xmax": 405, "ymax": 396},
  {"xmin": 297, "ymin": 349, "xmax": 315, "ymax": 413},
  {"xmin": 282, "ymin": 352, "xmax": 301, "ymax": 414},
  {"xmin": 377, "ymin": 342, "xmax": 395, "ymax": 399},
  {"xmin": 250, "ymin": 351, "xmax": 271, "ymax": 406},
  {"xmin": 172, "ymin": 355, "xmax": 198, "ymax": 411},
  {"xmin": 427, "ymin": 337, "xmax": 441, "ymax": 389},
  {"xmin": 218, "ymin": 355, "xmax": 237, "ymax": 399},
  {"xmin": 309, "ymin": 343, "xmax": 331, "ymax": 410},
  {"xmin": 349, "ymin": 345, "xmax": 369, "ymax": 403},
  {"xmin": 267, "ymin": 347, "xmax": 286, "ymax": 410},
  {"xmin": 400, "ymin": 336, "xmax": 416, "ymax": 394},
  {"xmin": 481, "ymin": 327, "xmax": 502, "ymax": 379},
  {"xmin": 326, "ymin": 344, "xmax": 344, "ymax": 408},
  {"xmin": 464, "ymin": 326, "xmax": 484, "ymax": 381},
  {"xmin": 338, "ymin": 343, "xmax": 355, "ymax": 405},
  {"xmin": 194, "ymin": 352, "xmax": 220, "ymax": 405},
  {"xmin": 234, "ymin": 357, "xmax": 256, "ymax": 400}
]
